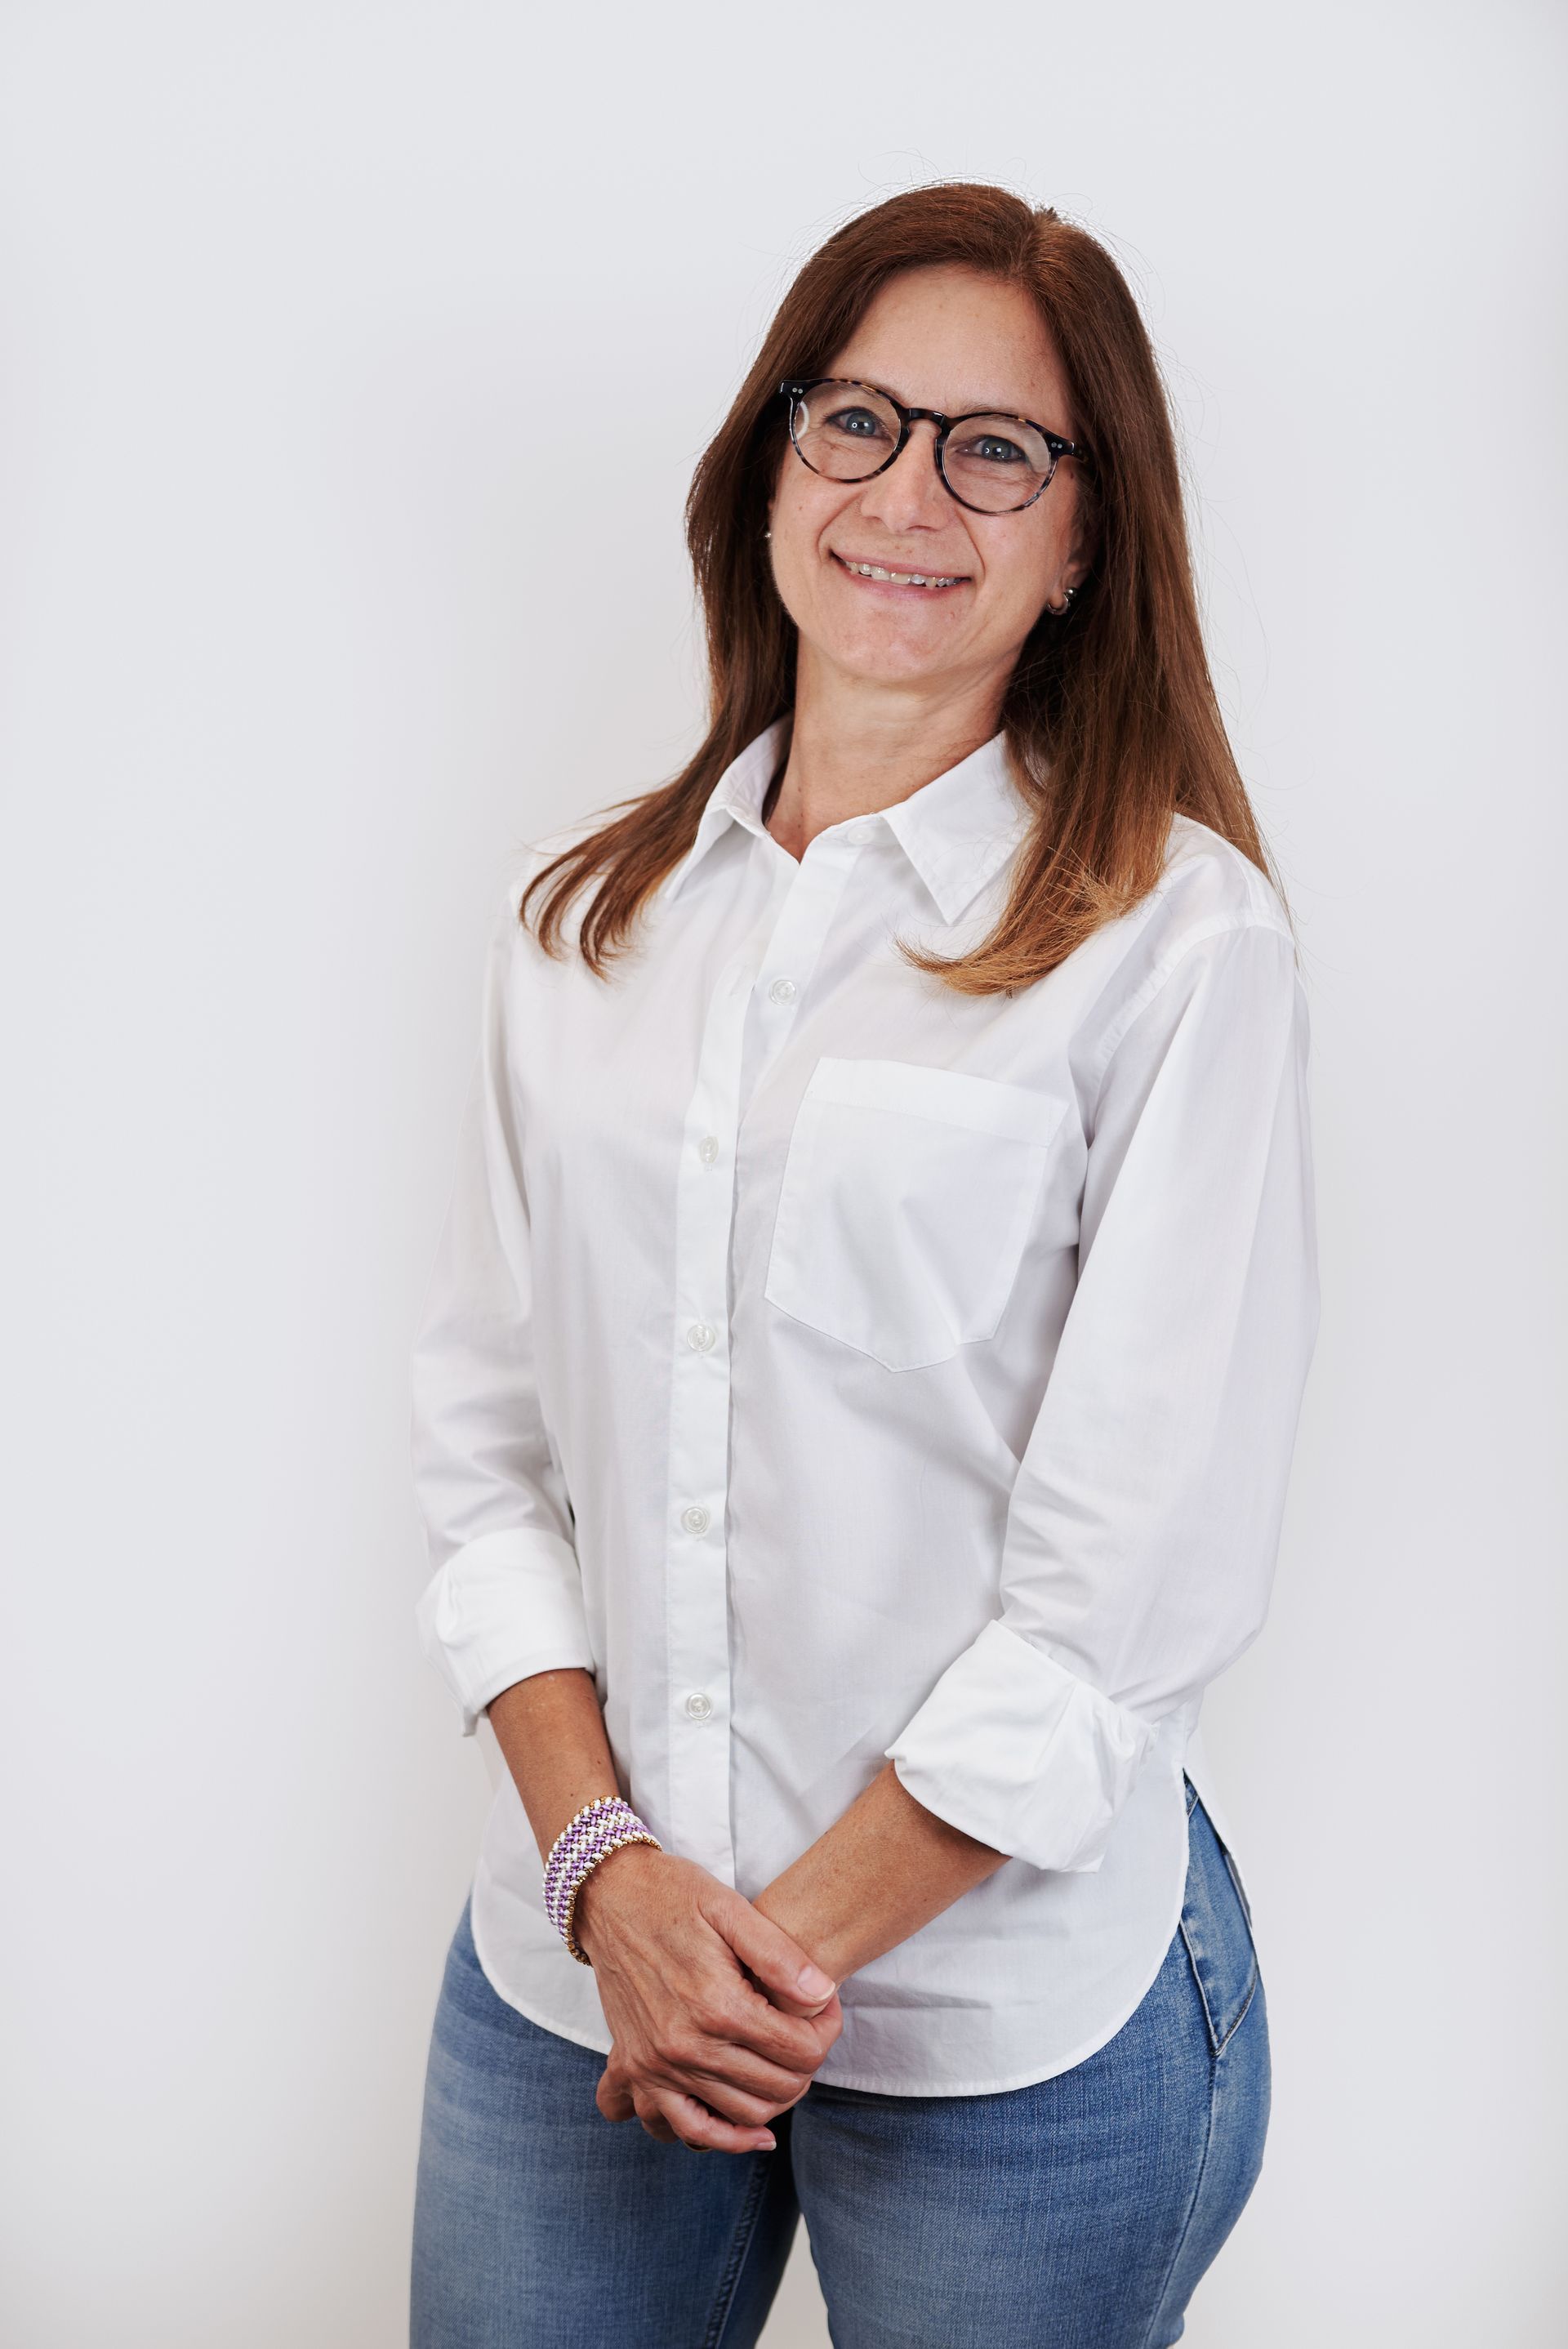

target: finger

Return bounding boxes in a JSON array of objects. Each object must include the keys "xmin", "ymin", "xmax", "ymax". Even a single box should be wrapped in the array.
[
  {"xmin": 672, "ymin": 2039, "xmax": 816, "ymax": 2108},
  {"xmin": 655, "ymin": 2088, "xmax": 777, "ymax": 2156},
  {"xmin": 695, "ymin": 1977, "xmax": 844, "ymax": 2073},
  {"xmin": 631, "ymin": 2087, "xmax": 679, "ymax": 2142},
  {"xmin": 709, "ymin": 1892, "xmax": 836, "ymax": 2017},
  {"xmin": 687, "ymin": 2067, "xmax": 810, "ymax": 2127},
  {"xmin": 596, "ymin": 2069, "xmax": 636, "ymax": 2124}
]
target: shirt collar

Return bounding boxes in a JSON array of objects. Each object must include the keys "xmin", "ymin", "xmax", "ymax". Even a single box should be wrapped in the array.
[{"xmin": 661, "ymin": 722, "xmax": 1033, "ymax": 925}]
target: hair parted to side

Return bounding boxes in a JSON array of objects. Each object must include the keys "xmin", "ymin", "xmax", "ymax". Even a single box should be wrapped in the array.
[{"xmin": 521, "ymin": 181, "xmax": 1285, "ymax": 995}]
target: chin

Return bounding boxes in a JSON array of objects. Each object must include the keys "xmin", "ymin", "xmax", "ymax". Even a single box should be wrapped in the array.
[{"xmin": 817, "ymin": 622, "xmax": 966, "ymax": 688}]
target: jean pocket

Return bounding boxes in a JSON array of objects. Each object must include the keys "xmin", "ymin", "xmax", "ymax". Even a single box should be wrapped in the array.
[
  {"xmin": 1220, "ymin": 1839, "xmax": 1254, "ymax": 1930},
  {"xmin": 1178, "ymin": 1786, "xmax": 1259, "ymax": 2057}
]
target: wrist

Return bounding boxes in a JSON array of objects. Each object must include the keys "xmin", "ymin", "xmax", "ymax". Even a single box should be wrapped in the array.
[
  {"xmin": 751, "ymin": 1882, "xmax": 852, "ymax": 1986},
  {"xmin": 541, "ymin": 1794, "xmax": 663, "ymax": 1963},
  {"xmin": 571, "ymin": 1839, "xmax": 663, "ymax": 1960}
]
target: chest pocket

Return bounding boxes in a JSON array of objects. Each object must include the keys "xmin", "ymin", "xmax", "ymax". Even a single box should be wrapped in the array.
[{"xmin": 763, "ymin": 1058, "xmax": 1071, "ymax": 1372}]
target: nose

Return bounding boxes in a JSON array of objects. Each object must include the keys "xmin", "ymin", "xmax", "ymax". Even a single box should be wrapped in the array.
[{"xmin": 853, "ymin": 418, "xmax": 953, "ymax": 533}]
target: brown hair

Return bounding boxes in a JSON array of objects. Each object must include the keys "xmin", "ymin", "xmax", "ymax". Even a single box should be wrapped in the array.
[{"xmin": 522, "ymin": 181, "xmax": 1285, "ymax": 993}]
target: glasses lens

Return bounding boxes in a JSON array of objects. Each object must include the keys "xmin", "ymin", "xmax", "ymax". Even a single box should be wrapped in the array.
[
  {"xmin": 790, "ymin": 381, "xmax": 902, "ymax": 480},
  {"xmin": 939, "ymin": 416, "xmax": 1054, "ymax": 512}
]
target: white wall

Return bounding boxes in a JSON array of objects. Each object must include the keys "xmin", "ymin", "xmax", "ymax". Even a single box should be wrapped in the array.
[{"xmin": 2, "ymin": 4, "xmax": 1562, "ymax": 2342}]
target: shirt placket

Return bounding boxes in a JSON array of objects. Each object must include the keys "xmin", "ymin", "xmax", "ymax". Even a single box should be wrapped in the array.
[{"xmin": 661, "ymin": 830, "xmax": 863, "ymax": 1883}]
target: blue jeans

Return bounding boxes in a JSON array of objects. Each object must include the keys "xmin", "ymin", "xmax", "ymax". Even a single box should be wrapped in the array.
[{"xmin": 411, "ymin": 1785, "xmax": 1267, "ymax": 2347}]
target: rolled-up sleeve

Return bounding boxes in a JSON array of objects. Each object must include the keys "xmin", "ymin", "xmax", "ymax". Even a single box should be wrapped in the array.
[
  {"xmin": 410, "ymin": 877, "xmax": 595, "ymax": 1736},
  {"xmin": 884, "ymin": 918, "xmax": 1321, "ymax": 1870}
]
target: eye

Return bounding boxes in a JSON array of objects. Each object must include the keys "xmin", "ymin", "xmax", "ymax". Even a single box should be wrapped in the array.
[
  {"xmin": 953, "ymin": 430, "xmax": 1027, "ymax": 466},
  {"xmin": 790, "ymin": 384, "xmax": 903, "ymax": 481},
  {"xmin": 824, "ymin": 403, "xmax": 893, "ymax": 442}
]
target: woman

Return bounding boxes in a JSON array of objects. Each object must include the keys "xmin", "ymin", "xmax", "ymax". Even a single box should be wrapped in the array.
[{"xmin": 408, "ymin": 182, "xmax": 1320, "ymax": 2348}]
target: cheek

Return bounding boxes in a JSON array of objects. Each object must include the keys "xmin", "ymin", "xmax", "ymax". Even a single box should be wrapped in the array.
[
  {"xmin": 773, "ymin": 460, "xmax": 850, "ymax": 542},
  {"xmin": 769, "ymin": 475, "xmax": 853, "ymax": 609},
  {"xmin": 978, "ymin": 530, "xmax": 1058, "ymax": 637}
]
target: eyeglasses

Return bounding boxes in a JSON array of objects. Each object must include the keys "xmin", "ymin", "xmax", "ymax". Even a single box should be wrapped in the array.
[{"xmin": 779, "ymin": 377, "xmax": 1088, "ymax": 515}]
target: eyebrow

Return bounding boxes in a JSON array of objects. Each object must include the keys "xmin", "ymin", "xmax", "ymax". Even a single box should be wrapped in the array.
[{"xmin": 829, "ymin": 373, "xmax": 1055, "ymax": 426}]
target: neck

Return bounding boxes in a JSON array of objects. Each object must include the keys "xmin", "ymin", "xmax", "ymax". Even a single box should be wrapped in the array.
[{"xmin": 764, "ymin": 645, "xmax": 1008, "ymax": 861}]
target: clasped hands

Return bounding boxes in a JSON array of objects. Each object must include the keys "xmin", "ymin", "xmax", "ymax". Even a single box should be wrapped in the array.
[{"xmin": 573, "ymin": 1843, "xmax": 842, "ymax": 2154}]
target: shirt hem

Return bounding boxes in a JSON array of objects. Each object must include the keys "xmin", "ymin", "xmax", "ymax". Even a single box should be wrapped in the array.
[
  {"xmin": 468, "ymin": 1873, "xmax": 614, "ymax": 2060},
  {"xmin": 463, "ymin": 1807, "xmax": 1193, "ymax": 2098},
  {"xmin": 804, "ymin": 1816, "xmax": 1192, "ymax": 2097}
]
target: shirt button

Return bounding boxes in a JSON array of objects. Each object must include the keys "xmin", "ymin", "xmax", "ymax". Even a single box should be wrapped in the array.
[
  {"xmin": 844, "ymin": 822, "xmax": 875, "ymax": 846},
  {"xmin": 686, "ymin": 1321, "xmax": 717, "ymax": 1353},
  {"xmin": 767, "ymin": 975, "xmax": 797, "ymax": 1005},
  {"xmin": 684, "ymin": 1691, "xmax": 714, "ymax": 1721},
  {"xmin": 697, "ymin": 1134, "xmax": 719, "ymax": 1165},
  {"xmin": 680, "ymin": 1503, "xmax": 710, "ymax": 1536}
]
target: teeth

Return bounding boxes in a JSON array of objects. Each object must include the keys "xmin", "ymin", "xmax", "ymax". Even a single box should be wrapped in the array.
[{"xmin": 843, "ymin": 559, "xmax": 959, "ymax": 589}]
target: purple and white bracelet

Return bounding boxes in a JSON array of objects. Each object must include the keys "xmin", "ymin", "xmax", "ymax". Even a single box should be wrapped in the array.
[{"xmin": 542, "ymin": 1795, "xmax": 663, "ymax": 1965}]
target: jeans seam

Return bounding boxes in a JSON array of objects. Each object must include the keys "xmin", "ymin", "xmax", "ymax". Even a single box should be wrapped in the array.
[
  {"xmin": 1212, "ymin": 1958, "xmax": 1258, "ymax": 2058},
  {"xmin": 702, "ymin": 2151, "xmax": 774, "ymax": 2349},
  {"xmin": 1178, "ymin": 1914, "xmax": 1219, "ymax": 2053},
  {"xmin": 1181, "ymin": 1785, "xmax": 1260, "ymax": 2060},
  {"xmin": 1179, "ymin": 1907, "xmax": 1259, "ymax": 2060},
  {"xmin": 1220, "ymin": 1840, "xmax": 1254, "ymax": 1927},
  {"xmin": 1140, "ymin": 2042, "xmax": 1219, "ymax": 2347}
]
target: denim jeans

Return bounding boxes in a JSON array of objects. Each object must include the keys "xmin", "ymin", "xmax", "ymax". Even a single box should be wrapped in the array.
[{"xmin": 411, "ymin": 1784, "xmax": 1267, "ymax": 2347}]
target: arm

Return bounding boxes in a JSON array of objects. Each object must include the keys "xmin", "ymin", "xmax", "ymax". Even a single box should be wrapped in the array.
[
  {"xmin": 753, "ymin": 1760, "xmax": 1006, "ymax": 1981},
  {"xmin": 410, "ymin": 881, "xmax": 596, "ymax": 1727},
  {"xmin": 486, "ymin": 1670, "xmax": 840, "ymax": 2153},
  {"xmin": 412, "ymin": 881, "xmax": 839, "ymax": 2151},
  {"xmin": 755, "ymin": 920, "xmax": 1321, "ymax": 1973}
]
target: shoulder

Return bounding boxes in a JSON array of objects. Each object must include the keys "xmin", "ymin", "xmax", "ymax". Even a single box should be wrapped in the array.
[
  {"xmin": 1147, "ymin": 813, "xmax": 1294, "ymax": 952},
  {"xmin": 500, "ymin": 811, "xmax": 614, "ymax": 914},
  {"xmin": 479, "ymin": 812, "xmax": 621, "ymax": 977},
  {"xmin": 1107, "ymin": 813, "xmax": 1297, "ymax": 1007},
  {"xmin": 1062, "ymin": 816, "xmax": 1301, "ymax": 1089}
]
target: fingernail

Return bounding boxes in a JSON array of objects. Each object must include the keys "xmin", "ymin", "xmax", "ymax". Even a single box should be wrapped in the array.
[
  {"xmin": 797, "ymin": 1963, "xmax": 835, "ymax": 1999},
  {"xmin": 759, "ymin": 2132, "xmax": 777, "ymax": 2151}
]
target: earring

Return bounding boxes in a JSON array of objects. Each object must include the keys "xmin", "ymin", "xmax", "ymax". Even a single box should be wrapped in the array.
[
  {"xmin": 764, "ymin": 528, "xmax": 773, "ymax": 540},
  {"xmin": 1049, "ymin": 584, "xmax": 1077, "ymax": 615}
]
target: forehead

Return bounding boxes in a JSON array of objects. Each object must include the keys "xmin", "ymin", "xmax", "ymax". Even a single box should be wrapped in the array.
[{"xmin": 826, "ymin": 265, "xmax": 1069, "ymax": 423}]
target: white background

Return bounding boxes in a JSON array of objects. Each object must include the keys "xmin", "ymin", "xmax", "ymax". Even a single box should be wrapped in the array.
[{"xmin": 2, "ymin": 3, "xmax": 1563, "ymax": 2342}]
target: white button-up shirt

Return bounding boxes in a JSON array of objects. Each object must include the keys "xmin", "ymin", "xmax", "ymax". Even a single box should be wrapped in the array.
[{"xmin": 411, "ymin": 720, "xmax": 1320, "ymax": 2094}]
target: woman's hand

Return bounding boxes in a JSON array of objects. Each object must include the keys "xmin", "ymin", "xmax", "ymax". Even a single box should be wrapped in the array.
[
  {"xmin": 481, "ymin": 1671, "xmax": 842, "ymax": 2152},
  {"xmin": 574, "ymin": 1843, "xmax": 843, "ymax": 2153}
]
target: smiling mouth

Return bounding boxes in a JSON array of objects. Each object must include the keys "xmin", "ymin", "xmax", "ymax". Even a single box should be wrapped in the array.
[{"xmin": 831, "ymin": 552, "xmax": 967, "ymax": 591}]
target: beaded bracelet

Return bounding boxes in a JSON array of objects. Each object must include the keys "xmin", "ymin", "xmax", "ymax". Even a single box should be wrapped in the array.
[{"xmin": 542, "ymin": 1795, "xmax": 663, "ymax": 1965}]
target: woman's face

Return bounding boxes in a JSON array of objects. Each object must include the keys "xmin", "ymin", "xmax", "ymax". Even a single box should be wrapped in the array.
[{"xmin": 768, "ymin": 264, "xmax": 1089, "ymax": 702}]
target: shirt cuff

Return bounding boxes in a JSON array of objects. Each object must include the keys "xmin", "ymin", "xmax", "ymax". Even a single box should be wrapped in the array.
[
  {"xmin": 883, "ymin": 1619, "xmax": 1154, "ymax": 1872},
  {"xmin": 414, "ymin": 1526, "xmax": 596, "ymax": 1737}
]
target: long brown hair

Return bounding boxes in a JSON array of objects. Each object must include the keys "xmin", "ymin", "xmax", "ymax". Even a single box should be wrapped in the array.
[{"xmin": 522, "ymin": 182, "xmax": 1285, "ymax": 994}]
